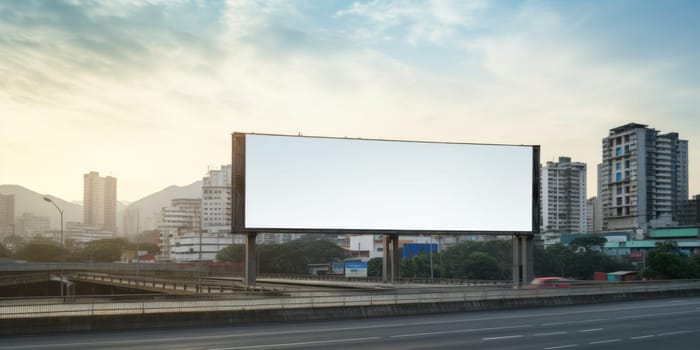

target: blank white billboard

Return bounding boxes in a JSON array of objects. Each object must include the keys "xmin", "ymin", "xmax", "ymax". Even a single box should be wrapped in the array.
[{"xmin": 244, "ymin": 134, "xmax": 534, "ymax": 232}]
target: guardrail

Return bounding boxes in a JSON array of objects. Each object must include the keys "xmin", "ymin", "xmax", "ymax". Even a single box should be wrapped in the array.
[{"xmin": 2, "ymin": 280, "xmax": 699, "ymax": 320}]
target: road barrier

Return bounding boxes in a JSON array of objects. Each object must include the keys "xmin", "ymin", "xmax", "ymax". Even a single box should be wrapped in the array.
[{"xmin": 2, "ymin": 279, "xmax": 700, "ymax": 320}]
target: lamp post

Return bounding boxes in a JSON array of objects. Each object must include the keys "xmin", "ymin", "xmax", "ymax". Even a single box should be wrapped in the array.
[{"xmin": 43, "ymin": 196, "xmax": 64, "ymax": 297}]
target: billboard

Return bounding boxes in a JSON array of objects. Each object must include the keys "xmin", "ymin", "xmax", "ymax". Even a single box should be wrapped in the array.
[
  {"xmin": 236, "ymin": 133, "xmax": 538, "ymax": 234},
  {"xmin": 345, "ymin": 262, "xmax": 368, "ymax": 278}
]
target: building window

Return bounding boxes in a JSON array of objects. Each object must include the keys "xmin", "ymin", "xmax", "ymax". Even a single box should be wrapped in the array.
[
  {"xmin": 616, "ymin": 172, "xmax": 622, "ymax": 181},
  {"xmin": 616, "ymin": 187, "xmax": 623, "ymax": 195},
  {"xmin": 615, "ymin": 147, "xmax": 622, "ymax": 156},
  {"xmin": 616, "ymin": 198, "xmax": 622, "ymax": 205},
  {"xmin": 616, "ymin": 163, "xmax": 622, "ymax": 170}
]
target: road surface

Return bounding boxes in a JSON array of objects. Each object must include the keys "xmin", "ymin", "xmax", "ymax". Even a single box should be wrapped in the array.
[{"xmin": 2, "ymin": 297, "xmax": 700, "ymax": 349}]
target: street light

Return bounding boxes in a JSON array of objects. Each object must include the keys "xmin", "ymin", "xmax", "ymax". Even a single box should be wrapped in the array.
[{"xmin": 43, "ymin": 196, "xmax": 64, "ymax": 297}]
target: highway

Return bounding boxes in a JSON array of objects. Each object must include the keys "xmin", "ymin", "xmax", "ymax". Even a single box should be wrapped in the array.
[{"xmin": 2, "ymin": 297, "xmax": 700, "ymax": 350}]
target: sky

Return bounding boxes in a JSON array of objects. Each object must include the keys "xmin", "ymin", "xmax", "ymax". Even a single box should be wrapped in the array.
[{"xmin": 0, "ymin": 0, "xmax": 699, "ymax": 202}]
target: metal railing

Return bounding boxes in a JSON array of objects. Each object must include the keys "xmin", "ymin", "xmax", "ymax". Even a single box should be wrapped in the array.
[{"xmin": 2, "ymin": 280, "xmax": 699, "ymax": 320}]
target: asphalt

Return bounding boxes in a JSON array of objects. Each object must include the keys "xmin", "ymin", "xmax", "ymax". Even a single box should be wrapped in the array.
[{"xmin": 2, "ymin": 297, "xmax": 700, "ymax": 350}]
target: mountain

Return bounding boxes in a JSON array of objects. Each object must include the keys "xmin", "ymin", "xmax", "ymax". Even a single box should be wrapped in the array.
[
  {"xmin": 124, "ymin": 181, "xmax": 202, "ymax": 232},
  {"xmin": 0, "ymin": 185, "xmax": 82, "ymax": 230}
]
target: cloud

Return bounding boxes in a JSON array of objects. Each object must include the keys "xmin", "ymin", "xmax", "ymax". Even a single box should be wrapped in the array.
[
  {"xmin": 335, "ymin": 0, "xmax": 487, "ymax": 45},
  {"xmin": 1, "ymin": 0, "xmax": 699, "ymax": 200}
]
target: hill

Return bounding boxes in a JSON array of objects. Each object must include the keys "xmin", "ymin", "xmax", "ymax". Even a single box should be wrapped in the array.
[
  {"xmin": 124, "ymin": 181, "xmax": 202, "ymax": 231},
  {"xmin": 0, "ymin": 185, "xmax": 82, "ymax": 229}
]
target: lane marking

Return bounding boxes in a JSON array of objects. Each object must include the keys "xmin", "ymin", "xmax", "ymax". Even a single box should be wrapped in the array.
[
  {"xmin": 631, "ymin": 335, "xmax": 655, "ymax": 340},
  {"xmin": 616, "ymin": 310, "xmax": 700, "ymax": 320},
  {"xmin": 542, "ymin": 318, "xmax": 607, "ymax": 326},
  {"xmin": 534, "ymin": 332, "xmax": 568, "ymax": 337},
  {"xmin": 579, "ymin": 328, "xmax": 603, "ymax": 333},
  {"xmin": 208, "ymin": 337, "xmax": 380, "ymax": 350},
  {"xmin": 589, "ymin": 339, "xmax": 621, "ymax": 345},
  {"xmin": 4, "ymin": 299, "xmax": 700, "ymax": 349},
  {"xmin": 544, "ymin": 345, "xmax": 578, "ymax": 349},
  {"xmin": 390, "ymin": 324, "xmax": 532, "ymax": 338},
  {"xmin": 657, "ymin": 330, "xmax": 693, "ymax": 336},
  {"xmin": 483, "ymin": 335, "xmax": 524, "ymax": 341}
]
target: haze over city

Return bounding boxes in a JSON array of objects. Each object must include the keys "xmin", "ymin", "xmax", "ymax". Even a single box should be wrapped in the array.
[{"xmin": 1, "ymin": 0, "xmax": 699, "ymax": 202}]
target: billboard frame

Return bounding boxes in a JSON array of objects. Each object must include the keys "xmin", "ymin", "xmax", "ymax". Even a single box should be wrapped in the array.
[{"xmin": 233, "ymin": 132, "xmax": 540, "ymax": 236}]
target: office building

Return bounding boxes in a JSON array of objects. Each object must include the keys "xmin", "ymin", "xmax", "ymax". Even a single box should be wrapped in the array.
[
  {"xmin": 600, "ymin": 123, "xmax": 688, "ymax": 233},
  {"xmin": 541, "ymin": 157, "xmax": 587, "ymax": 234},
  {"xmin": 83, "ymin": 171, "xmax": 117, "ymax": 233}
]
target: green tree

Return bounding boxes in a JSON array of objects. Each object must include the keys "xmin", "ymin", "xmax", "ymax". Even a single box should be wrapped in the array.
[
  {"xmin": 367, "ymin": 257, "xmax": 382, "ymax": 277},
  {"xmin": 0, "ymin": 243, "xmax": 11, "ymax": 258},
  {"xmin": 642, "ymin": 241, "xmax": 698, "ymax": 279},
  {"xmin": 439, "ymin": 240, "xmax": 512, "ymax": 280},
  {"xmin": 216, "ymin": 244, "xmax": 244, "ymax": 263},
  {"xmin": 217, "ymin": 238, "xmax": 347, "ymax": 274},
  {"xmin": 16, "ymin": 241, "xmax": 62, "ymax": 262}
]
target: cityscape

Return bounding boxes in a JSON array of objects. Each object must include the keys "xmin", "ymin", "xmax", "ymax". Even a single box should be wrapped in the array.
[
  {"xmin": 1, "ymin": 122, "xmax": 697, "ymax": 264},
  {"xmin": 2, "ymin": 1, "xmax": 700, "ymax": 349}
]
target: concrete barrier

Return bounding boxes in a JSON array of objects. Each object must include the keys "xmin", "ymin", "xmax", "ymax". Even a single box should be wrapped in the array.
[{"xmin": 3, "ymin": 287, "xmax": 700, "ymax": 336}]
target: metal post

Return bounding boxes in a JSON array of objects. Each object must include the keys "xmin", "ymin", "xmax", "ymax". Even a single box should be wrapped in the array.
[
  {"xmin": 244, "ymin": 232, "xmax": 257, "ymax": 286},
  {"xmin": 136, "ymin": 209, "xmax": 140, "ymax": 280},
  {"xmin": 43, "ymin": 196, "xmax": 64, "ymax": 297},
  {"xmin": 429, "ymin": 234, "xmax": 434, "ymax": 282}
]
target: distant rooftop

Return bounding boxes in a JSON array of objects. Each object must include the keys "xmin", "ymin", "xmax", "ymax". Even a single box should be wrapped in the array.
[{"xmin": 610, "ymin": 122, "xmax": 649, "ymax": 133}]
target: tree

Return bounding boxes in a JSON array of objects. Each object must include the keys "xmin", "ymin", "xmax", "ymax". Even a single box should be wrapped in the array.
[
  {"xmin": 16, "ymin": 241, "xmax": 62, "ymax": 262},
  {"xmin": 439, "ymin": 240, "xmax": 512, "ymax": 280},
  {"xmin": 217, "ymin": 238, "xmax": 347, "ymax": 274},
  {"xmin": 642, "ymin": 241, "xmax": 698, "ymax": 279},
  {"xmin": 216, "ymin": 244, "xmax": 244, "ymax": 263},
  {"xmin": 367, "ymin": 257, "xmax": 382, "ymax": 277},
  {"xmin": 0, "ymin": 243, "xmax": 11, "ymax": 258}
]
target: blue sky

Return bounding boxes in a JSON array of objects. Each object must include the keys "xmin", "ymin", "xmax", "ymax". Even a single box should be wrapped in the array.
[{"xmin": 0, "ymin": 0, "xmax": 698, "ymax": 201}]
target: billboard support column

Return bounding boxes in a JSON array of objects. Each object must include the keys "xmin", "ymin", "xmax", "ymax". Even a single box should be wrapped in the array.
[
  {"xmin": 512, "ymin": 235, "xmax": 521, "ymax": 288},
  {"xmin": 391, "ymin": 234, "xmax": 399, "ymax": 281},
  {"xmin": 382, "ymin": 236, "xmax": 390, "ymax": 283},
  {"xmin": 382, "ymin": 234, "xmax": 400, "ymax": 283},
  {"xmin": 244, "ymin": 233, "xmax": 257, "ymax": 286},
  {"xmin": 512, "ymin": 234, "xmax": 534, "ymax": 288}
]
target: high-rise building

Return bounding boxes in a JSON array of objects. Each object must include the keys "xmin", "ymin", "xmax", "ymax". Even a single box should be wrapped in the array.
[
  {"xmin": 83, "ymin": 171, "xmax": 117, "ymax": 233},
  {"xmin": 678, "ymin": 195, "xmax": 700, "ymax": 226},
  {"xmin": 0, "ymin": 194, "xmax": 15, "ymax": 237},
  {"xmin": 540, "ymin": 157, "xmax": 587, "ymax": 234},
  {"xmin": 600, "ymin": 123, "xmax": 689, "ymax": 233},
  {"xmin": 202, "ymin": 165, "xmax": 232, "ymax": 235},
  {"xmin": 586, "ymin": 197, "xmax": 603, "ymax": 233}
]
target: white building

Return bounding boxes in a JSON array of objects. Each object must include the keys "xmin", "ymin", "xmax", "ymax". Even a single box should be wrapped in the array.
[
  {"xmin": 169, "ymin": 233, "xmax": 237, "ymax": 262},
  {"xmin": 64, "ymin": 222, "xmax": 115, "ymax": 244},
  {"xmin": 541, "ymin": 157, "xmax": 587, "ymax": 234},
  {"xmin": 600, "ymin": 123, "xmax": 689, "ymax": 233},
  {"xmin": 202, "ymin": 165, "xmax": 233, "ymax": 235},
  {"xmin": 157, "ymin": 198, "xmax": 201, "ymax": 261},
  {"xmin": 15, "ymin": 213, "xmax": 49, "ymax": 237}
]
